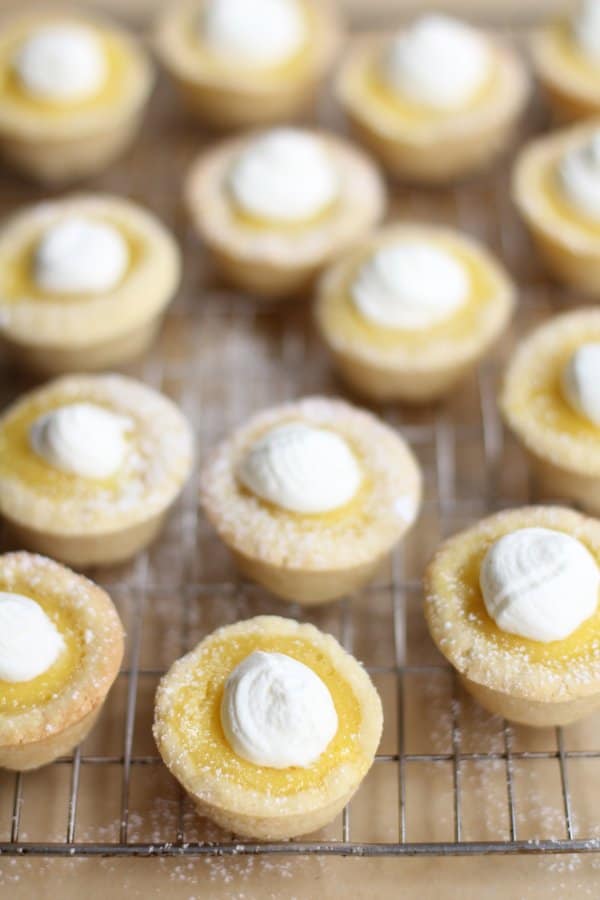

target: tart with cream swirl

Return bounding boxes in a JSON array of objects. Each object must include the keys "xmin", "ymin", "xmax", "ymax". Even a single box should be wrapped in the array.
[
  {"xmin": 200, "ymin": 396, "xmax": 421, "ymax": 604},
  {"xmin": 532, "ymin": 0, "xmax": 600, "ymax": 123},
  {"xmin": 0, "ymin": 194, "xmax": 181, "ymax": 375},
  {"xmin": 335, "ymin": 14, "xmax": 529, "ymax": 183},
  {"xmin": 184, "ymin": 127, "xmax": 385, "ymax": 299},
  {"xmin": 513, "ymin": 121, "xmax": 600, "ymax": 295},
  {"xmin": 0, "ymin": 8, "xmax": 153, "ymax": 183},
  {"xmin": 0, "ymin": 374, "xmax": 194, "ymax": 567},
  {"xmin": 425, "ymin": 506, "xmax": 600, "ymax": 727},
  {"xmin": 153, "ymin": 615, "xmax": 383, "ymax": 839},
  {"xmin": 154, "ymin": 0, "xmax": 342, "ymax": 128},
  {"xmin": 315, "ymin": 223, "xmax": 515, "ymax": 403},
  {"xmin": 501, "ymin": 308, "xmax": 600, "ymax": 515},
  {"xmin": 0, "ymin": 551, "xmax": 124, "ymax": 770}
]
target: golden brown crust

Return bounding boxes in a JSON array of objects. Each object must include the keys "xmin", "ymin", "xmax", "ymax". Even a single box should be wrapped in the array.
[
  {"xmin": 153, "ymin": 615, "xmax": 383, "ymax": 839},
  {"xmin": 424, "ymin": 506, "xmax": 600, "ymax": 704},
  {"xmin": 0, "ymin": 552, "xmax": 124, "ymax": 752},
  {"xmin": 531, "ymin": 21, "xmax": 600, "ymax": 123}
]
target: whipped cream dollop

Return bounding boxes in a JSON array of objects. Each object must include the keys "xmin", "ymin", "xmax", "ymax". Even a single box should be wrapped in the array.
[
  {"xmin": 559, "ymin": 131, "xmax": 600, "ymax": 222},
  {"xmin": 228, "ymin": 129, "xmax": 339, "ymax": 224},
  {"xmin": 221, "ymin": 650, "xmax": 338, "ymax": 768},
  {"xmin": 351, "ymin": 240, "xmax": 469, "ymax": 330},
  {"xmin": 237, "ymin": 422, "xmax": 362, "ymax": 514},
  {"xmin": 480, "ymin": 527, "xmax": 600, "ymax": 642},
  {"xmin": 30, "ymin": 402, "xmax": 132, "ymax": 479},
  {"xmin": 0, "ymin": 593, "xmax": 65, "ymax": 682},
  {"xmin": 14, "ymin": 25, "xmax": 107, "ymax": 101},
  {"xmin": 562, "ymin": 343, "xmax": 600, "ymax": 426},
  {"xmin": 382, "ymin": 14, "xmax": 491, "ymax": 109},
  {"xmin": 34, "ymin": 217, "xmax": 129, "ymax": 295},
  {"xmin": 202, "ymin": 0, "xmax": 305, "ymax": 66},
  {"xmin": 573, "ymin": 0, "xmax": 600, "ymax": 61}
]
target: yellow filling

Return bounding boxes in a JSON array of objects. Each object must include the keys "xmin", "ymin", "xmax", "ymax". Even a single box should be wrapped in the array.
[
  {"xmin": 0, "ymin": 582, "xmax": 83, "ymax": 713},
  {"xmin": 321, "ymin": 238, "xmax": 497, "ymax": 351},
  {"xmin": 0, "ymin": 394, "xmax": 135, "ymax": 501},
  {"xmin": 538, "ymin": 161, "xmax": 600, "ymax": 238},
  {"xmin": 0, "ymin": 28, "xmax": 131, "ymax": 118},
  {"xmin": 357, "ymin": 57, "xmax": 498, "ymax": 125},
  {"xmin": 456, "ymin": 533, "xmax": 600, "ymax": 667},
  {"xmin": 0, "ymin": 220, "xmax": 144, "ymax": 305},
  {"xmin": 228, "ymin": 196, "xmax": 337, "ymax": 233},
  {"xmin": 546, "ymin": 21, "xmax": 600, "ymax": 79},
  {"xmin": 168, "ymin": 631, "xmax": 363, "ymax": 796}
]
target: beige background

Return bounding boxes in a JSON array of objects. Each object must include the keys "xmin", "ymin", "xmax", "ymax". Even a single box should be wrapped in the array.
[{"xmin": 1, "ymin": 2, "xmax": 600, "ymax": 899}]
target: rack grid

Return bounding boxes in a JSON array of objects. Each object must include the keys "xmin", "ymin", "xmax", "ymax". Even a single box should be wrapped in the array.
[{"xmin": 2, "ymin": 26, "xmax": 600, "ymax": 859}]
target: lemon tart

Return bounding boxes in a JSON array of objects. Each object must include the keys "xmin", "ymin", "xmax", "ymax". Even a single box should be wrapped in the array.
[
  {"xmin": 0, "ymin": 8, "xmax": 154, "ymax": 183},
  {"xmin": 154, "ymin": 0, "xmax": 341, "ymax": 129},
  {"xmin": 184, "ymin": 127, "xmax": 385, "ymax": 300},
  {"xmin": 501, "ymin": 308, "xmax": 600, "ymax": 515},
  {"xmin": 0, "ymin": 193, "xmax": 181, "ymax": 375},
  {"xmin": 335, "ymin": 14, "xmax": 529, "ymax": 184},
  {"xmin": 532, "ymin": 0, "xmax": 600, "ymax": 123},
  {"xmin": 0, "ymin": 374, "xmax": 194, "ymax": 567},
  {"xmin": 425, "ymin": 506, "xmax": 600, "ymax": 727},
  {"xmin": 0, "ymin": 551, "xmax": 124, "ymax": 770},
  {"xmin": 315, "ymin": 223, "xmax": 515, "ymax": 403},
  {"xmin": 154, "ymin": 615, "xmax": 383, "ymax": 839},
  {"xmin": 513, "ymin": 120, "xmax": 600, "ymax": 296},
  {"xmin": 200, "ymin": 396, "xmax": 421, "ymax": 604}
]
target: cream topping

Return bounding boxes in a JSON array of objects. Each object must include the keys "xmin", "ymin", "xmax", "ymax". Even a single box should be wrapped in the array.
[
  {"xmin": 30, "ymin": 402, "xmax": 132, "ymax": 479},
  {"xmin": 33, "ymin": 217, "xmax": 129, "ymax": 295},
  {"xmin": 202, "ymin": 0, "xmax": 305, "ymax": 66},
  {"xmin": 0, "ymin": 593, "xmax": 65, "ymax": 683},
  {"xmin": 351, "ymin": 240, "xmax": 469, "ymax": 330},
  {"xmin": 228, "ymin": 129, "xmax": 339, "ymax": 224},
  {"xmin": 562, "ymin": 343, "xmax": 600, "ymax": 427},
  {"xmin": 220, "ymin": 650, "xmax": 338, "ymax": 768},
  {"xmin": 573, "ymin": 0, "xmax": 600, "ymax": 61},
  {"xmin": 237, "ymin": 422, "xmax": 362, "ymax": 514},
  {"xmin": 14, "ymin": 24, "xmax": 107, "ymax": 101},
  {"xmin": 382, "ymin": 14, "xmax": 491, "ymax": 109},
  {"xmin": 480, "ymin": 527, "xmax": 599, "ymax": 642},
  {"xmin": 559, "ymin": 132, "xmax": 600, "ymax": 222}
]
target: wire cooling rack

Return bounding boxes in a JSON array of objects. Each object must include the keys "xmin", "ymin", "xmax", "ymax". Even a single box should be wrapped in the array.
[{"xmin": 2, "ymin": 24, "xmax": 600, "ymax": 859}]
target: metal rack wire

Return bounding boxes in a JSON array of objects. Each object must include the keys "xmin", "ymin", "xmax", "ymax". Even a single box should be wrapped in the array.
[{"xmin": 2, "ymin": 27, "xmax": 600, "ymax": 859}]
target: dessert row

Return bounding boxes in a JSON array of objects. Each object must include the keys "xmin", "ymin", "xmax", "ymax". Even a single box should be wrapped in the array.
[{"xmin": 1, "ymin": 2, "xmax": 600, "ymax": 184}]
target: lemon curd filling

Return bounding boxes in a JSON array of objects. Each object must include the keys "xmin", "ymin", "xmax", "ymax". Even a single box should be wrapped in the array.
[
  {"xmin": 0, "ymin": 582, "xmax": 83, "ymax": 713},
  {"xmin": 357, "ymin": 55, "xmax": 498, "ymax": 125},
  {"xmin": 547, "ymin": 21, "xmax": 600, "ymax": 78},
  {"xmin": 323, "ymin": 240, "xmax": 495, "ymax": 351},
  {"xmin": 0, "ymin": 395, "xmax": 135, "ymax": 500},
  {"xmin": 0, "ymin": 221, "xmax": 143, "ymax": 304},
  {"xmin": 538, "ymin": 162, "xmax": 600, "ymax": 238},
  {"xmin": 227, "ymin": 194, "xmax": 338, "ymax": 233},
  {"xmin": 455, "ymin": 532, "xmax": 600, "ymax": 667},
  {"xmin": 0, "ymin": 27, "xmax": 130, "ymax": 117},
  {"xmin": 168, "ymin": 631, "xmax": 363, "ymax": 795}
]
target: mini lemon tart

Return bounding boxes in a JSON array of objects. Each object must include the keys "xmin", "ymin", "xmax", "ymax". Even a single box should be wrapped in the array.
[
  {"xmin": 501, "ymin": 308, "xmax": 600, "ymax": 515},
  {"xmin": 154, "ymin": 0, "xmax": 341, "ymax": 129},
  {"xmin": 0, "ymin": 374, "xmax": 194, "ymax": 567},
  {"xmin": 335, "ymin": 14, "xmax": 529, "ymax": 184},
  {"xmin": 184, "ymin": 127, "xmax": 385, "ymax": 300},
  {"xmin": 0, "ymin": 9, "xmax": 154, "ymax": 183},
  {"xmin": 425, "ymin": 506, "xmax": 600, "ymax": 727},
  {"xmin": 532, "ymin": 0, "xmax": 600, "ymax": 123},
  {"xmin": 513, "ymin": 121, "xmax": 600, "ymax": 296},
  {"xmin": 200, "ymin": 396, "xmax": 421, "ymax": 604},
  {"xmin": 315, "ymin": 223, "xmax": 515, "ymax": 404},
  {"xmin": 0, "ymin": 194, "xmax": 181, "ymax": 375},
  {"xmin": 0, "ymin": 551, "xmax": 124, "ymax": 770},
  {"xmin": 154, "ymin": 615, "xmax": 383, "ymax": 839}
]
